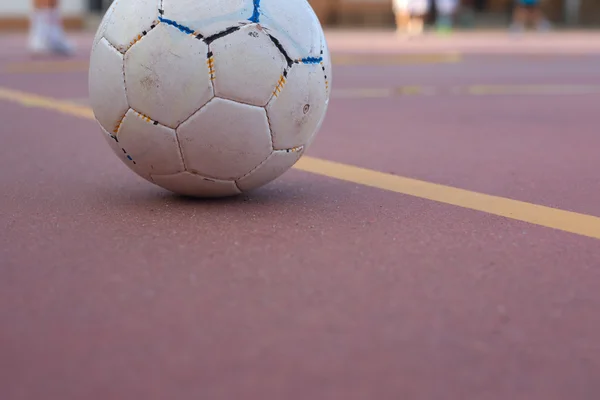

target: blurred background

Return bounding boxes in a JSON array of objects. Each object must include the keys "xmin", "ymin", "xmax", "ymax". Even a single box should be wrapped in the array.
[{"xmin": 0, "ymin": 0, "xmax": 594, "ymax": 33}]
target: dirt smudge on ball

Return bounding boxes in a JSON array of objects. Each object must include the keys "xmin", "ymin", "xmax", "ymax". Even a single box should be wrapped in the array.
[{"xmin": 140, "ymin": 75, "xmax": 159, "ymax": 91}]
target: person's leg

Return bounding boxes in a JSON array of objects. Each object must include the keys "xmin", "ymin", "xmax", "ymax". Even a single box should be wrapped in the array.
[
  {"xmin": 435, "ymin": 0, "xmax": 457, "ymax": 33},
  {"xmin": 30, "ymin": 0, "xmax": 74, "ymax": 55},
  {"xmin": 436, "ymin": 13, "xmax": 452, "ymax": 33},
  {"xmin": 395, "ymin": 10, "xmax": 411, "ymax": 34},
  {"xmin": 531, "ymin": 3, "xmax": 551, "ymax": 31},
  {"xmin": 407, "ymin": 0, "xmax": 429, "ymax": 36},
  {"xmin": 30, "ymin": 0, "xmax": 51, "ymax": 53},
  {"xmin": 408, "ymin": 15, "xmax": 425, "ymax": 36},
  {"xmin": 510, "ymin": 2, "xmax": 527, "ymax": 32}
]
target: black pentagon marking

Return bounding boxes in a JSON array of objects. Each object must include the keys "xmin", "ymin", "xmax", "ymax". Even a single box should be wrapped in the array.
[
  {"xmin": 267, "ymin": 34, "xmax": 293, "ymax": 68},
  {"xmin": 204, "ymin": 26, "xmax": 241, "ymax": 45},
  {"xmin": 153, "ymin": 121, "xmax": 159, "ymax": 125},
  {"xmin": 207, "ymin": 51, "xmax": 213, "ymax": 58},
  {"xmin": 283, "ymin": 69, "xmax": 288, "ymax": 78},
  {"xmin": 195, "ymin": 34, "xmax": 204, "ymax": 40},
  {"xmin": 158, "ymin": 8, "xmax": 164, "ymax": 15}
]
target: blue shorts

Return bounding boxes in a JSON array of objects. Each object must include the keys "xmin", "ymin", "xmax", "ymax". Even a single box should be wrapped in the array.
[{"xmin": 519, "ymin": 0, "xmax": 540, "ymax": 6}]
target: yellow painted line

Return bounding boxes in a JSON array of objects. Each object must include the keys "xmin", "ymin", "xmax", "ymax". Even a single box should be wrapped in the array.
[
  {"xmin": 0, "ymin": 87, "xmax": 94, "ymax": 119},
  {"xmin": 1, "ymin": 52, "xmax": 461, "ymax": 75},
  {"xmin": 332, "ymin": 52, "xmax": 462, "ymax": 66},
  {"xmin": 332, "ymin": 84, "xmax": 600, "ymax": 99},
  {"xmin": 396, "ymin": 85, "xmax": 437, "ymax": 96},
  {"xmin": 1, "ymin": 86, "xmax": 600, "ymax": 240},
  {"xmin": 2, "ymin": 60, "xmax": 91, "ymax": 74},
  {"xmin": 295, "ymin": 157, "xmax": 600, "ymax": 240},
  {"xmin": 468, "ymin": 84, "xmax": 600, "ymax": 95},
  {"xmin": 332, "ymin": 86, "xmax": 437, "ymax": 99},
  {"xmin": 333, "ymin": 87, "xmax": 394, "ymax": 99}
]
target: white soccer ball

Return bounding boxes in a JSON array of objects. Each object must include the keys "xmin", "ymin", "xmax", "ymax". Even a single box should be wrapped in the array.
[{"xmin": 89, "ymin": 0, "xmax": 331, "ymax": 197}]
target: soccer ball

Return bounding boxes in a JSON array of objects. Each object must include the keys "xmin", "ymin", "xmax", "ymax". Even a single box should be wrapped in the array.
[{"xmin": 89, "ymin": 0, "xmax": 331, "ymax": 198}]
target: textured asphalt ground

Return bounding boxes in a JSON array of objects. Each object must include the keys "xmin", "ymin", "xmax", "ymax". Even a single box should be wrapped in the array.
[{"xmin": 1, "ymin": 31, "xmax": 600, "ymax": 399}]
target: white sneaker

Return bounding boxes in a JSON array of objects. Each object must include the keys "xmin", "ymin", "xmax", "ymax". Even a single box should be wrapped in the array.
[
  {"xmin": 28, "ymin": 32, "xmax": 50, "ymax": 55},
  {"xmin": 537, "ymin": 19, "xmax": 552, "ymax": 32},
  {"xmin": 48, "ymin": 24, "xmax": 76, "ymax": 55}
]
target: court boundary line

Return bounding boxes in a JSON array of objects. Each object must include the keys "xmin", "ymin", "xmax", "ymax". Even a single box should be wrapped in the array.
[
  {"xmin": 1, "ymin": 86, "xmax": 600, "ymax": 240},
  {"xmin": 0, "ymin": 53, "xmax": 461, "ymax": 75}
]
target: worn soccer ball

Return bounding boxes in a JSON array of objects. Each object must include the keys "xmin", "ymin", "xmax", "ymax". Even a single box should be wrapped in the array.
[{"xmin": 89, "ymin": 0, "xmax": 331, "ymax": 197}]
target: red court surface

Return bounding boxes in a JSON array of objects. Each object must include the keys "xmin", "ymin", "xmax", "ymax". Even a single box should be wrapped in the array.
[{"xmin": 2, "ymin": 31, "xmax": 600, "ymax": 399}]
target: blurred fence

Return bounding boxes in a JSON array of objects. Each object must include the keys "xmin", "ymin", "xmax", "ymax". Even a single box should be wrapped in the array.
[
  {"xmin": 308, "ymin": 0, "xmax": 594, "ymax": 27},
  {"xmin": 0, "ymin": 0, "xmax": 596, "ymax": 31},
  {"xmin": 89, "ymin": 0, "xmax": 598, "ymax": 27}
]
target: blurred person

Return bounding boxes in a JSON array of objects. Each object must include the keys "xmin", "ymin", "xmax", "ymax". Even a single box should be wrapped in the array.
[
  {"xmin": 434, "ymin": 0, "xmax": 459, "ymax": 33},
  {"xmin": 510, "ymin": 0, "xmax": 551, "ymax": 32},
  {"xmin": 393, "ymin": 0, "xmax": 431, "ymax": 37},
  {"xmin": 29, "ymin": 0, "xmax": 75, "ymax": 55}
]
